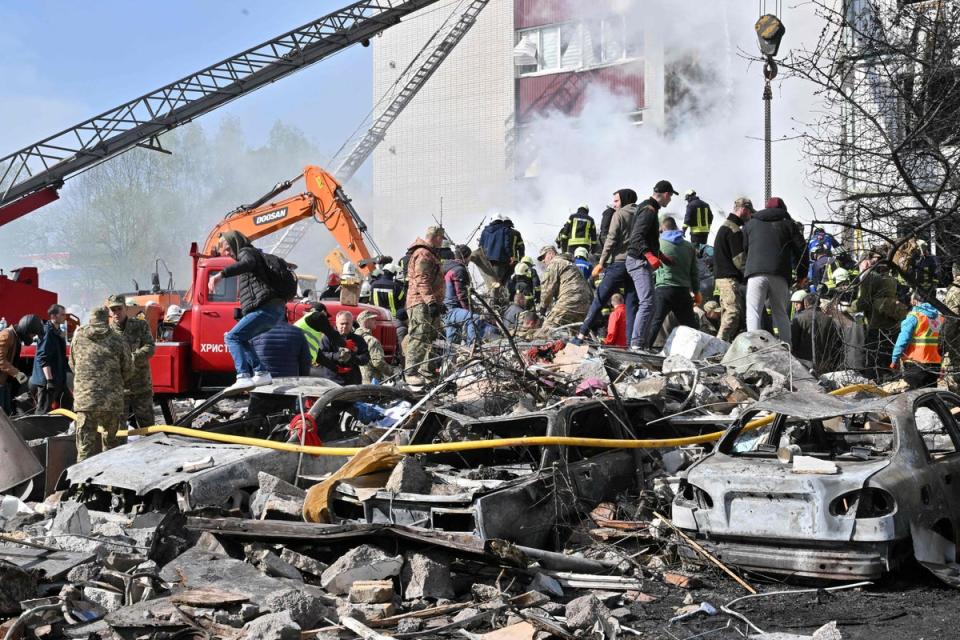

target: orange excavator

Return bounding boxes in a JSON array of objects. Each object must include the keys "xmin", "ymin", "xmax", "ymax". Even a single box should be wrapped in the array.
[{"xmin": 202, "ymin": 165, "xmax": 388, "ymax": 274}]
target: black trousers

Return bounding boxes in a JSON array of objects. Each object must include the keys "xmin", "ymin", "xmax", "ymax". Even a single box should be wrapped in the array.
[
  {"xmin": 903, "ymin": 361, "xmax": 939, "ymax": 389},
  {"xmin": 646, "ymin": 286, "xmax": 697, "ymax": 347}
]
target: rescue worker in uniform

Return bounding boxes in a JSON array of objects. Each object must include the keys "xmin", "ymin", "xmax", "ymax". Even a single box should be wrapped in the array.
[
  {"xmin": 556, "ymin": 205, "xmax": 600, "ymax": 255},
  {"xmin": 912, "ymin": 240, "xmax": 942, "ymax": 294},
  {"xmin": 405, "ymin": 226, "xmax": 445, "ymax": 384},
  {"xmin": 537, "ymin": 245, "xmax": 592, "ymax": 333},
  {"xmin": 71, "ymin": 307, "xmax": 131, "ymax": 461},
  {"xmin": 683, "ymin": 189, "xmax": 714, "ymax": 246},
  {"xmin": 357, "ymin": 310, "xmax": 393, "ymax": 384},
  {"xmin": 891, "ymin": 290, "xmax": 943, "ymax": 389},
  {"xmin": 294, "ymin": 304, "xmax": 343, "ymax": 373},
  {"xmin": 521, "ymin": 256, "xmax": 541, "ymax": 302},
  {"xmin": 942, "ymin": 264, "xmax": 960, "ymax": 392},
  {"xmin": 572, "ymin": 247, "xmax": 594, "ymax": 286},
  {"xmin": 508, "ymin": 262, "xmax": 536, "ymax": 307},
  {"xmin": 107, "ymin": 294, "xmax": 156, "ymax": 428},
  {"xmin": 371, "ymin": 264, "xmax": 407, "ymax": 319}
]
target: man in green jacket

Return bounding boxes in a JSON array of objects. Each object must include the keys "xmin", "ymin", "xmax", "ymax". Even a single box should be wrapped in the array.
[{"xmin": 645, "ymin": 216, "xmax": 699, "ymax": 346}]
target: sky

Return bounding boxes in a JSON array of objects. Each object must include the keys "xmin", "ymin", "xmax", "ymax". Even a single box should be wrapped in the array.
[{"xmin": 0, "ymin": 1, "xmax": 373, "ymax": 157}]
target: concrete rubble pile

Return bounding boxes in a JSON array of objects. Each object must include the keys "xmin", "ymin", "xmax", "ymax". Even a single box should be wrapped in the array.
[{"xmin": 2, "ymin": 328, "xmax": 955, "ymax": 638}]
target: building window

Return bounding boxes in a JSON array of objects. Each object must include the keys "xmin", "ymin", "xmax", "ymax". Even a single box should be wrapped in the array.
[{"xmin": 516, "ymin": 17, "xmax": 640, "ymax": 76}]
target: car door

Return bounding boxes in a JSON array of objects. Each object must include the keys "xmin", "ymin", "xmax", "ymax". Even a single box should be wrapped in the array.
[{"xmin": 911, "ymin": 393, "xmax": 960, "ymax": 541}]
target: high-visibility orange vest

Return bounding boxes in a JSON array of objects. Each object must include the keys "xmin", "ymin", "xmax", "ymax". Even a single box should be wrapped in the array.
[{"xmin": 904, "ymin": 311, "xmax": 943, "ymax": 363}]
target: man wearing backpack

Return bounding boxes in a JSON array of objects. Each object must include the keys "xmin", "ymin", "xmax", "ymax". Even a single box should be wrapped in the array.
[{"xmin": 208, "ymin": 230, "xmax": 290, "ymax": 392}]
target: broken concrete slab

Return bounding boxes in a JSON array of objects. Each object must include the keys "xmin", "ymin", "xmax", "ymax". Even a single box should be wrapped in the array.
[
  {"xmin": 564, "ymin": 594, "xmax": 613, "ymax": 631},
  {"xmin": 84, "ymin": 585, "xmax": 124, "ymax": 612},
  {"xmin": 384, "ymin": 456, "xmax": 433, "ymax": 494},
  {"xmin": 280, "ymin": 547, "xmax": 328, "ymax": 578},
  {"xmin": 336, "ymin": 598, "xmax": 397, "ymax": 622},
  {"xmin": 401, "ymin": 550, "xmax": 454, "ymax": 600},
  {"xmin": 264, "ymin": 587, "xmax": 327, "ymax": 628},
  {"xmin": 249, "ymin": 548, "xmax": 303, "ymax": 581},
  {"xmin": 320, "ymin": 544, "xmax": 403, "ymax": 595},
  {"xmin": 250, "ymin": 471, "xmax": 306, "ymax": 521},
  {"xmin": 241, "ymin": 610, "xmax": 301, "ymax": 640},
  {"xmin": 49, "ymin": 500, "xmax": 91, "ymax": 536}
]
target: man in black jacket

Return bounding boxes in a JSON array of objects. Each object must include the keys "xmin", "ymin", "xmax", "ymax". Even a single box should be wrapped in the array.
[
  {"xmin": 318, "ymin": 311, "xmax": 370, "ymax": 385},
  {"xmin": 208, "ymin": 230, "xmax": 286, "ymax": 391},
  {"xmin": 742, "ymin": 197, "xmax": 806, "ymax": 343},
  {"xmin": 713, "ymin": 197, "xmax": 753, "ymax": 342},
  {"xmin": 625, "ymin": 180, "xmax": 677, "ymax": 348},
  {"xmin": 30, "ymin": 304, "xmax": 71, "ymax": 412},
  {"xmin": 791, "ymin": 293, "xmax": 843, "ymax": 373}
]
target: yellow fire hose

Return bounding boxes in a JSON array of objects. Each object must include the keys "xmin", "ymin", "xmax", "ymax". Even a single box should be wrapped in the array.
[{"xmin": 49, "ymin": 383, "xmax": 886, "ymax": 456}]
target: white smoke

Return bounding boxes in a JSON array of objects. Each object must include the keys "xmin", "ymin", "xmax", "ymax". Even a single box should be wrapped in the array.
[{"xmin": 503, "ymin": 0, "xmax": 825, "ymax": 252}]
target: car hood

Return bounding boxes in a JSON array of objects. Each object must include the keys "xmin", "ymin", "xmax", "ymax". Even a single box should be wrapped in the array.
[{"xmin": 681, "ymin": 453, "xmax": 891, "ymax": 541}]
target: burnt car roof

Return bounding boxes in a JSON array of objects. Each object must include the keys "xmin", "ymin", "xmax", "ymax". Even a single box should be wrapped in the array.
[{"xmin": 751, "ymin": 389, "xmax": 931, "ymax": 420}]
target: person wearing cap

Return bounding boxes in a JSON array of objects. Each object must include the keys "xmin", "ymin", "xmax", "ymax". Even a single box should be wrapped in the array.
[
  {"xmin": 30, "ymin": 304, "xmax": 71, "ymax": 413},
  {"xmin": 404, "ymin": 225, "xmax": 445, "ymax": 384},
  {"xmin": 941, "ymin": 263, "xmax": 960, "ymax": 392},
  {"xmin": 576, "ymin": 188, "xmax": 641, "ymax": 343},
  {"xmin": 556, "ymin": 205, "xmax": 599, "ymax": 255},
  {"xmin": 107, "ymin": 294, "xmax": 156, "ymax": 428},
  {"xmin": 713, "ymin": 197, "xmax": 752, "ymax": 342},
  {"xmin": 742, "ymin": 197, "xmax": 806, "ymax": 343},
  {"xmin": 443, "ymin": 245, "xmax": 481, "ymax": 346},
  {"xmin": 683, "ymin": 189, "xmax": 714, "ymax": 246},
  {"xmin": 537, "ymin": 245, "xmax": 592, "ymax": 333},
  {"xmin": 70, "ymin": 307, "xmax": 132, "ymax": 461},
  {"xmin": 791, "ymin": 293, "xmax": 843, "ymax": 373},
  {"xmin": 696, "ymin": 300, "xmax": 722, "ymax": 336},
  {"xmin": 624, "ymin": 180, "xmax": 678, "ymax": 348},
  {"xmin": 0, "ymin": 314, "xmax": 44, "ymax": 415},
  {"xmin": 357, "ymin": 310, "xmax": 393, "ymax": 384}
]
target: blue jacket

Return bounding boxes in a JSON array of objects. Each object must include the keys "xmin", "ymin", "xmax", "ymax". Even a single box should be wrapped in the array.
[
  {"xmin": 892, "ymin": 303, "xmax": 940, "ymax": 363},
  {"xmin": 31, "ymin": 321, "xmax": 69, "ymax": 386},
  {"xmin": 479, "ymin": 220, "xmax": 514, "ymax": 263},
  {"xmin": 573, "ymin": 257, "xmax": 593, "ymax": 284},
  {"xmin": 251, "ymin": 321, "xmax": 312, "ymax": 377}
]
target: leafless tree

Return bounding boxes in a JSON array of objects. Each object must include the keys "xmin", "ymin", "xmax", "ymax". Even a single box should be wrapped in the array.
[{"xmin": 780, "ymin": 0, "xmax": 960, "ymax": 284}]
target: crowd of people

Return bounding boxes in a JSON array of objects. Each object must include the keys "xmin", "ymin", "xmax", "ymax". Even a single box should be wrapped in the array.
[{"xmin": 3, "ymin": 182, "xmax": 958, "ymax": 462}]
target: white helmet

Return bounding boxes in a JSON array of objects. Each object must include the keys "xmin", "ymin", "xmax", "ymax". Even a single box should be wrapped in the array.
[
  {"xmin": 383, "ymin": 263, "xmax": 398, "ymax": 275},
  {"xmin": 341, "ymin": 262, "xmax": 357, "ymax": 279},
  {"xmin": 833, "ymin": 267, "xmax": 851, "ymax": 284},
  {"xmin": 361, "ymin": 280, "xmax": 372, "ymax": 296},
  {"xmin": 514, "ymin": 262, "xmax": 531, "ymax": 278},
  {"xmin": 573, "ymin": 247, "xmax": 589, "ymax": 260},
  {"xmin": 790, "ymin": 290, "xmax": 807, "ymax": 303},
  {"xmin": 163, "ymin": 304, "xmax": 184, "ymax": 324}
]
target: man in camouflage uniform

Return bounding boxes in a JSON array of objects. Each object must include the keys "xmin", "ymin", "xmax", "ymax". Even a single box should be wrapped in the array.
[
  {"xmin": 71, "ymin": 307, "xmax": 132, "ymax": 461},
  {"xmin": 536, "ymin": 245, "xmax": 592, "ymax": 333},
  {"xmin": 357, "ymin": 310, "xmax": 393, "ymax": 384},
  {"xmin": 108, "ymin": 294, "xmax": 156, "ymax": 427},
  {"xmin": 404, "ymin": 226, "xmax": 445, "ymax": 384},
  {"xmin": 942, "ymin": 264, "xmax": 960, "ymax": 392}
]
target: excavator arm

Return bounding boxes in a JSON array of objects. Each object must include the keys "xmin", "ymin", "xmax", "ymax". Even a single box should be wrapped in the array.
[{"xmin": 203, "ymin": 166, "xmax": 382, "ymax": 275}]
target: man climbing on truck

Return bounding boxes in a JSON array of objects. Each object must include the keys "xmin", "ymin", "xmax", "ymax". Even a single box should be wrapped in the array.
[{"xmin": 207, "ymin": 230, "xmax": 290, "ymax": 392}]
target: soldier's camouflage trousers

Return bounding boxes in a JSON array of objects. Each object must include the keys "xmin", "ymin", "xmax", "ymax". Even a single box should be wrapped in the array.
[
  {"xmin": 76, "ymin": 410, "xmax": 124, "ymax": 461},
  {"xmin": 125, "ymin": 392, "xmax": 155, "ymax": 428},
  {"xmin": 406, "ymin": 304, "xmax": 441, "ymax": 379},
  {"xmin": 716, "ymin": 278, "xmax": 743, "ymax": 343}
]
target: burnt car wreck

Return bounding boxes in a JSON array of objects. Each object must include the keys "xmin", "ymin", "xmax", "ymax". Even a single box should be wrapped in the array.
[{"xmin": 673, "ymin": 389, "xmax": 960, "ymax": 582}]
